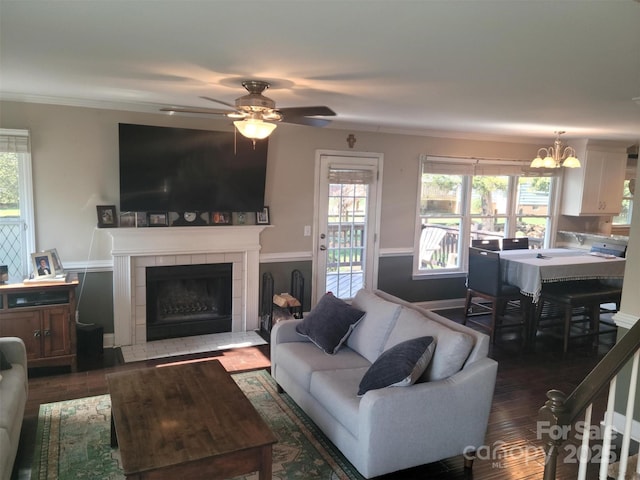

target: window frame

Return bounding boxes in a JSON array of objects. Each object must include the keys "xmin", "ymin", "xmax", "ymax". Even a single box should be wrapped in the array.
[
  {"xmin": 413, "ymin": 155, "xmax": 557, "ymax": 278},
  {"xmin": 0, "ymin": 129, "xmax": 35, "ymax": 281}
]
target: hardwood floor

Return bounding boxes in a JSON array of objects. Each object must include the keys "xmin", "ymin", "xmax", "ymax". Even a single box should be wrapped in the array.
[{"xmin": 12, "ymin": 308, "xmax": 621, "ymax": 479}]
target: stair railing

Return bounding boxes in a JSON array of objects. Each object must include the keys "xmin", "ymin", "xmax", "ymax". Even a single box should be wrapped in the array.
[{"xmin": 538, "ymin": 318, "xmax": 640, "ymax": 480}]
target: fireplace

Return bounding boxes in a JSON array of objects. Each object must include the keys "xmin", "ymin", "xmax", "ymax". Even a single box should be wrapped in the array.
[
  {"xmin": 145, "ymin": 263, "xmax": 233, "ymax": 341},
  {"xmin": 107, "ymin": 226, "xmax": 267, "ymax": 347}
]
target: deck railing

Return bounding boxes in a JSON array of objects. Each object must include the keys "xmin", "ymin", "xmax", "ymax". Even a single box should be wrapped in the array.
[{"xmin": 538, "ymin": 319, "xmax": 640, "ymax": 479}]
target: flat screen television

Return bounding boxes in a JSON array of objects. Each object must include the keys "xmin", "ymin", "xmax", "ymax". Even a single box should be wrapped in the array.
[{"xmin": 119, "ymin": 123, "xmax": 268, "ymax": 212}]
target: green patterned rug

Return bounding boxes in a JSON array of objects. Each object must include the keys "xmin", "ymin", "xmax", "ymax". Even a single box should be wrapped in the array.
[{"xmin": 32, "ymin": 369, "xmax": 364, "ymax": 480}]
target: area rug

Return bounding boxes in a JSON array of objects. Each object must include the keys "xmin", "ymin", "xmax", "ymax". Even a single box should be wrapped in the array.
[{"xmin": 32, "ymin": 369, "xmax": 364, "ymax": 480}]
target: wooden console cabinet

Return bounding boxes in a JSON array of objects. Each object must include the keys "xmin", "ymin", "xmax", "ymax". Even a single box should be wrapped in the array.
[{"xmin": 0, "ymin": 275, "xmax": 78, "ymax": 371}]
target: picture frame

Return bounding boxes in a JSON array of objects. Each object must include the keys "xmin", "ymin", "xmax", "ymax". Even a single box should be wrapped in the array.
[
  {"xmin": 31, "ymin": 252, "xmax": 56, "ymax": 279},
  {"xmin": 148, "ymin": 212, "xmax": 169, "ymax": 227},
  {"xmin": 135, "ymin": 212, "xmax": 148, "ymax": 228},
  {"xmin": 256, "ymin": 207, "xmax": 270, "ymax": 225},
  {"xmin": 96, "ymin": 205, "xmax": 117, "ymax": 228},
  {"xmin": 48, "ymin": 248, "xmax": 64, "ymax": 273},
  {"xmin": 119, "ymin": 211, "xmax": 136, "ymax": 228},
  {"xmin": 211, "ymin": 212, "xmax": 231, "ymax": 225}
]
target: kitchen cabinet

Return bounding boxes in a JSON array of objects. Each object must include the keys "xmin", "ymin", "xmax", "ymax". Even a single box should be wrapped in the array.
[
  {"xmin": 561, "ymin": 148, "xmax": 627, "ymax": 216},
  {"xmin": 0, "ymin": 276, "xmax": 78, "ymax": 371}
]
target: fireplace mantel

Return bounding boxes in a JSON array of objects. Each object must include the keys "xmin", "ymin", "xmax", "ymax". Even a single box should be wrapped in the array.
[{"xmin": 108, "ymin": 226, "xmax": 267, "ymax": 346}]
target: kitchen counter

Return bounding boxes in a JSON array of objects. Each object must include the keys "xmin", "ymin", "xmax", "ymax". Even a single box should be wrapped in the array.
[{"xmin": 557, "ymin": 230, "xmax": 629, "ymax": 249}]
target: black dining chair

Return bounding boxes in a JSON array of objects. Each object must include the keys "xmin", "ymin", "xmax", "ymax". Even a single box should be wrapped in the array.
[
  {"xmin": 502, "ymin": 237, "xmax": 529, "ymax": 250},
  {"xmin": 464, "ymin": 247, "xmax": 526, "ymax": 344},
  {"xmin": 471, "ymin": 238, "xmax": 500, "ymax": 251},
  {"xmin": 535, "ymin": 280, "xmax": 621, "ymax": 353}
]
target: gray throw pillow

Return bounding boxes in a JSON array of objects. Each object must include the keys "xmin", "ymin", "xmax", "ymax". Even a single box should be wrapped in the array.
[
  {"xmin": 357, "ymin": 336, "xmax": 435, "ymax": 396},
  {"xmin": 296, "ymin": 292, "xmax": 365, "ymax": 354}
]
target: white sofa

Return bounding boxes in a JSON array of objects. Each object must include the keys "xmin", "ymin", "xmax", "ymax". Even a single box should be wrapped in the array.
[
  {"xmin": 271, "ymin": 289, "xmax": 498, "ymax": 478},
  {"xmin": 0, "ymin": 337, "xmax": 28, "ymax": 480}
]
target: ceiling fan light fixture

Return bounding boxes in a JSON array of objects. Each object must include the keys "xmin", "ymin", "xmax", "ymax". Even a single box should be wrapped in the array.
[{"xmin": 233, "ymin": 118, "xmax": 277, "ymax": 140}]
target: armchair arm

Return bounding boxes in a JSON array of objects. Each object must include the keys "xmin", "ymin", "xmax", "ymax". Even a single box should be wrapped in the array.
[
  {"xmin": 0, "ymin": 337, "xmax": 27, "ymax": 370},
  {"xmin": 357, "ymin": 357, "xmax": 498, "ymax": 473}
]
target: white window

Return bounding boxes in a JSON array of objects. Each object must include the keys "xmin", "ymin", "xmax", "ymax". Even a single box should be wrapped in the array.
[
  {"xmin": 414, "ymin": 156, "xmax": 556, "ymax": 277},
  {"xmin": 613, "ymin": 177, "xmax": 634, "ymax": 226},
  {"xmin": 0, "ymin": 129, "xmax": 35, "ymax": 282}
]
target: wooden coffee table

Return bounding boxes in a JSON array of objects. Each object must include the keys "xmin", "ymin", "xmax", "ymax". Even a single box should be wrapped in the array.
[{"xmin": 107, "ymin": 360, "xmax": 277, "ymax": 480}]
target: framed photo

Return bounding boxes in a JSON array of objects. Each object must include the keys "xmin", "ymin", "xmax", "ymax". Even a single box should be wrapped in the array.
[
  {"xmin": 256, "ymin": 207, "xmax": 270, "ymax": 225},
  {"xmin": 148, "ymin": 212, "xmax": 168, "ymax": 227},
  {"xmin": 120, "ymin": 211, "xmax": 136, "ymax": 228},
  {"xmin": 48, "ymin": 248, "xmax": 64, "ymax": 272},
  {"xmin": 31, "ymin": 252, "xmax": 56, "ymax": 279},
  {"xmin": 96, "ymin": 205, "xmax": 117, "ymax": 228},
  {"xmin": 211, "ymin": 212, "xmax": 231, "ymax": 225},
  {"xmin": 135, "ymin": 212, "xmax": 149, "ymax": 228}
]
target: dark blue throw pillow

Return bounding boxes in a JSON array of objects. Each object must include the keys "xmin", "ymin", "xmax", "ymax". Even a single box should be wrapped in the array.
[
  {"xmin": 357, "ymin": 336, "xmax": 436, "ymax": 396},
  {"xmin": 296, "ymin": 292, "xmax": 365, "ymax": 354}
]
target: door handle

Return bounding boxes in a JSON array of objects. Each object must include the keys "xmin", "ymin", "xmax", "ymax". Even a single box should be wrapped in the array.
[{"xmin": 320, "ymin": 245, "xmax": 327, "ymax": 251}]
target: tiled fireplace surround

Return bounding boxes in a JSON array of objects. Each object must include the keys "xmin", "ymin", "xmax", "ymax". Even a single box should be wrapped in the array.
[{"xmin": 108, "ymin": 226, "xmax": 267, "ymax": 346}]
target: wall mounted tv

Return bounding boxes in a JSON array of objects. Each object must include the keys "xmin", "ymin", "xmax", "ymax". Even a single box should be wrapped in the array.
[{"xmin": 119, "ymin": 123, "xmax": 268, "ymax": 212}]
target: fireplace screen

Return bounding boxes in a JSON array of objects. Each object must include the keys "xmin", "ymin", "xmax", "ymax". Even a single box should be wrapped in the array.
[{"xmin": 146, "ymin": 263, "xmax": 232, "ymax": 341}]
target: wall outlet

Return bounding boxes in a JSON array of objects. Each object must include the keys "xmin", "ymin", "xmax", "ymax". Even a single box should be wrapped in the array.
[{"xmin": 304, "ymin": 225, "xmax": 311, "ymax": 236}]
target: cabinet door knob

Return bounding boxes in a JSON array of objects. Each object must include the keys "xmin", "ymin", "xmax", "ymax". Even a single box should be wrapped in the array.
[
  {"xmin": 33, "ymin": 330, "xmax": 41, "ymax": 337},
  {"xmin": 44, "ymin": 329, "xmax": 51, "ymax": 336}
]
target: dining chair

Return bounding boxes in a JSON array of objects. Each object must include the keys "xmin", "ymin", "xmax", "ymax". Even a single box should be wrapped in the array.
[
  {"xmin": 502, "ymin": 237, "xmax": 529, "ymax": 250},
  {"xmin": 535, "ymin": 280, "xmax": 621, "ymax": 353},
  {"xmin": 471, "ymin": 238, "xmax": 500, "ymax": 251},
  {"xmin": 463, "ymin": 247, "xmax": 526, "ymax": 344}
]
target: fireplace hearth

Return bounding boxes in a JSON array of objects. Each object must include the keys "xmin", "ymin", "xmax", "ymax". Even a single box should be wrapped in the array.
[{"xmin": 146, "ymin": 263, "xmax": 232, "ymax": 341}]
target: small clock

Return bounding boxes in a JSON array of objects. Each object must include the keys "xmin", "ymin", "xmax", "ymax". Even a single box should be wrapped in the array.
[{"xmin": 183, "ymin": 211, "xmax": 198, "ymax": 223}]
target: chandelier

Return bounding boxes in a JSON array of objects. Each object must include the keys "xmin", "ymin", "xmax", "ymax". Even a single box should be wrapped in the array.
[{"xmin": 530, "ymin": 131, "xmax": 581, "ymax": 169}]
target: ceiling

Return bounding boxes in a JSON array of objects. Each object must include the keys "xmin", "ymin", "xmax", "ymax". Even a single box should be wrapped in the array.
[{"xmin": 1, "ymin": 0, "xmax": 640, "ymax": 145}]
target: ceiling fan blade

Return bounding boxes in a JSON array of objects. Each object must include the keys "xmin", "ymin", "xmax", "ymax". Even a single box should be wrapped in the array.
[
  {"xmin": 282, "ymin": 116, "xmax": 332, "ymax": 128},
  {"xmin": 160, "ymin": 106, "xmax": 231, "ymax": 115},
  {"xmin": 278, "ymin": 106, "xmax": 336, "ymax": 118},
  {"xmin": 200, "ymin": 96, "xmax": 238, "ymax": 109}
]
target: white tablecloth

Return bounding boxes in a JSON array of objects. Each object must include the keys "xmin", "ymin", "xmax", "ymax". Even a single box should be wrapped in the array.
[{"xmin": 500, "ymin": 248, "xmax": 626, "ymax": 301}]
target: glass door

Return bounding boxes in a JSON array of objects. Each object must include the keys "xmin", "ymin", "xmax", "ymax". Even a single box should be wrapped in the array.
[{"xmin": 313, "ymin": 152, "xmax": 382, "ymax": 302}]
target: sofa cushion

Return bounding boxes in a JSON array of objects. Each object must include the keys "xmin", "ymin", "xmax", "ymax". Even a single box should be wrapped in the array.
[
  {"xmin": 347, "ymin": 289, "xmax": 402, "ymax": 363},
  {"xmin": 357, "ymin": 336, "xmax": 436, "ymax": 396},
  {"xmin": 310, "ymin": 367, "xmax": 368, "ymax": 437},
  {"xmin": 385, "ymin": 306, "xmax": 474, "ymax": 382},
  {"xmin": 276, "ymin": 342, "xmax": 371, "ymax": 391},
  {"xmin": 296, "ymin": 292, "xmax": 366, "ymax": 354}
]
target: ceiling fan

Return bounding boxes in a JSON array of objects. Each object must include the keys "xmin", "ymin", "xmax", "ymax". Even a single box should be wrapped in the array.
[{"xmin": 161, "ymin": 80, "xmax": 336, "ymax": 141}]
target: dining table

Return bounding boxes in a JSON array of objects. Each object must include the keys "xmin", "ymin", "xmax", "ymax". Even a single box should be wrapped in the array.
[
  {"xmin": 499, "ymin": 248, "xmax": 626, "ymax": 303},
  {"xmin": 499, "ymin": 247, "xmax": 626, "ymax": 349}
]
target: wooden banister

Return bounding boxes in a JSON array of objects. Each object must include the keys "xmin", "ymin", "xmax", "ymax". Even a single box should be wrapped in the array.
[{"xmin": 538, "ymin": 319, "xmax": 640, "ymax": 479}]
